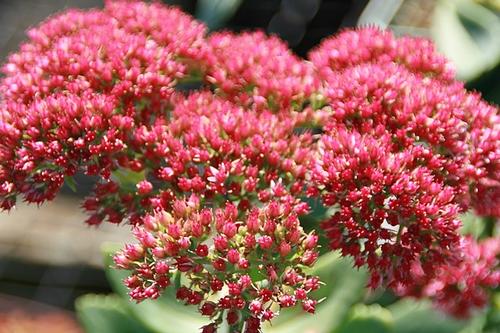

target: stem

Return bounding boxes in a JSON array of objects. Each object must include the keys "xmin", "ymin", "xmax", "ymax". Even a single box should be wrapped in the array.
[
  {"xmin": 395, "ymin": 224, "xmax": 403, "ymax": 245},
  {"xmin": 235, "ymin": 320, "xmax": 245, "ymax": 333}
]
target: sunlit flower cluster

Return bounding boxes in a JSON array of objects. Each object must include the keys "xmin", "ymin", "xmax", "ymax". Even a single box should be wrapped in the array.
[
  {"xmin": 308, "ymin": 26, "xmax": 455, "ymax": 81},
  {"xmin": 0, "ymin": 0, "xmax": 209, "ymax": 210},
  {"xmin": 115, "ymin": 196, "xmax": 319, "ymax": 332},
  {"xmin": 207, "ymin": 31, "xmax": 318, "ymax": 110},
  {"xmin": 80, "ymin": 91, "xmax": 314, "ymax": 226}
]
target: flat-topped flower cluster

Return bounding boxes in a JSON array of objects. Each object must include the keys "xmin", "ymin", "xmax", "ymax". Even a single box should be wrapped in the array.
[{"xmin": 0, "ymin": 1, "xmax": 498, "ymax": 332}]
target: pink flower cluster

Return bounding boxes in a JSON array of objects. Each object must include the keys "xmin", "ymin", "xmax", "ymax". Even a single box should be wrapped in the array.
[
  {"xmin": 0, "ymin": 0, "xmax": 209, "ymax": 209},
  {"xmin": 0, "ymin": 0, "xmax": 498, "ymax": 330},
  {"xmin": 115, "ymin": 196, "xmax": 319, "ymax": 332},
  {"xmin": 80, "ymin": 91, "xmax": 313, "ymax": 226},
  {"xmin": 308, "ymin": 27, "xmax": 455, "ymax": 81},
  {"xmin": 310, "ymin": 31, "xmax": 499, "ymax": 289},
  {"xmin": 313, "ymin": 126, "xmax": 462, "ymax": 288},
  {"xmin": 396, "ymin": 237, "xmax": 500, "ymax": 318},
  {"xmin": 207, "ymin": 31, "xmax": 318, "ymax": 110}
]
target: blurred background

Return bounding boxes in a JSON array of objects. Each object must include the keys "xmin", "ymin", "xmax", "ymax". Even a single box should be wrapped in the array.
[{"xmin": 0, "ymin": 0, "xmax": 499, "ymax": 332}]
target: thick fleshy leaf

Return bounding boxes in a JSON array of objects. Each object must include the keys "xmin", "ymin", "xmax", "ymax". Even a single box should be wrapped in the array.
[
  {"xmin": 389, "ymin": 299, "xmax": 471, "ymax": 333},
  {"xmin": 333, "ymin": 304, "xmax": 394, "ymax": 333},
  {"xmin": 300, "ymin": 197, "xmax": 332, "ymax": 255},
  {"xmin": 102, "ymin": 243, "xmax": 209, "ymax": 333},
  {"xmin": 111, "ymin": 169, "xmax": 145, "ymax": 192},
  {"xmin": 265, "ymin": 252, "xmax": 368, "ymax": 333},
  {"xmin": 76, "ymin": 294, "xmax": 154, "ymax": 333},
  {"xmin": 430, "ymin": 0, "xmax": 500, "ymax": 81},
  {"xmin": 64, "ymin": 176, "xmax": 78, "ymax": 193},
  {"xmin": 195, "ymin": 0, "xmax": 243, "ymax": 30},
  {"xmin": 457, "ymin": 313, "xmax": 487, "ymax": 333},
  {"xmin": 459, "ymin": 212, "xmax": 487, "ymax": 238},
  {"xmin": 482, "ymin": 292, "xmax": 500, "ymax": 333}
]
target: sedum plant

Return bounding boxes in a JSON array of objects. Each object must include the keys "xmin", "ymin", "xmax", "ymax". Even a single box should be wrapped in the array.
[{"xmin": 0, "ymin": 1, "xmax": 498, "ymax": 332}]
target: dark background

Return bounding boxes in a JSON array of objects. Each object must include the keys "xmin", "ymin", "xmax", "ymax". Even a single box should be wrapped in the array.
[{"xmin": 0, "ymin": 0, "xmax": 367, "ymax": 59}]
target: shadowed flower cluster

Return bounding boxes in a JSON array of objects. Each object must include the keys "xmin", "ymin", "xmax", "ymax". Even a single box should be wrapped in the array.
[
  {"xmin": 396, "ymin": 236, "xmax": 500, "ymax": 318},
  {"xmin": 0, "ymin": 0, "xmax": 498, "ymax": 331}
]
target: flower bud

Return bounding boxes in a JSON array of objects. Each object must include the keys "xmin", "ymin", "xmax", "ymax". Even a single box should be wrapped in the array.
[
  {"xmin": 196, "ymin": 244, "xmax": 209, "ymax": 257},
  {"xmin": 200, "ymin": 302, "xmax": 217, "ymax": 316},
  {"xmin": 249, "ymin": 300, "xmax": 262, "ymax": 314},
  {"xmin": 227, "ymin": 249, "xmax": 240, "ymax": 264},
  {"xmin": 262, "ymin": 309, "xmax": 275, "ymax": 321},
  {"xmin": 257, "ymin": 235, "xmax": 273, "ymax": 250},
  {"xmin": 302, "ymin": 299, "xmax": 317, "ymax": 314},
  {"xmin": 212, "ymin": 258, "xmax": 226, "ymax": 271},
  {"xmin": 222, "ymin": 222, "xmax": 237, "ymax": 238},
  {"xmin": 301, "ymin": 250, "xmax": 318, "ymax": 266},
  {"xmin": 227, "ymin": 310, "xmax": 239, "ymax": 326},
  {"xmin": 136, "ymin": 180, "xmax": 153, "ymax": 195},
  {"xmin": 304, "ymin": 234, "xmax": 318, "ymax": 249},
  {"xmin": 279, "ymin": 242, "xmax": 292, "ymax": 257},
  {"xmin": 279, "ymin": 295, "xmax": 296, "ymax": 308},
  {"xmin": 238, "ymin": 258, "xmax": 250, "ymax": 269},
  {"xmin": 295, "ymin": 288, "xmax": 307, "ymax": 300},
  {"xmin": 155, "ymin": 261, "xmax": 169, "ymax": 274},
  {"xmin": 214, "ymin": 235, "xmax": 228, "ymax": 252}
]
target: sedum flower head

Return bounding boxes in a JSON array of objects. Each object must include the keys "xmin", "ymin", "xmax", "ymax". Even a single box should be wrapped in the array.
[
  {"xmin": 0, "ymin": 1, "xmax": 498, "ymax": 329},
  {"xmin": 396, "ymin": 237, "xmax": 500, "ymax": 317},
  {"xmin": 309, "ymin": 26, "xmax": 455, "ymax": 81},
  {"xmin": 207, "ymin": 31, "xmax": 319, "ymax": 111},
  {"xmin": 315, "ymin": 61, "xmax": 499, "ymax": 218},
  {"xmin": 114, "ymin": 197, "xmax": 320, "ymax": 332},
  {"xmin": 313, "ymin": 126, "xmax": 461, "ymax": 288}
]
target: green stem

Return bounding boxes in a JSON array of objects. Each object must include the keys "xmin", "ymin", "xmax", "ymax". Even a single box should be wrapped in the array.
[
  {"xmin": 234, "ymin": 320, "xmax": 245, "ymax": 333},
  {"xmin": 395, "ymin": 224, "xmax": 403, "ymax": 245},
  {"xmin": 482, "ymin": 216, "xmax": 496, "ymax": 238}
]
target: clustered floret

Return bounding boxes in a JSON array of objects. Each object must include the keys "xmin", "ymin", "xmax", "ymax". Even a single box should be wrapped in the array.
[
  {"xmin": 309, "ymin": 32, "xmax": 499, "ymax": 291},
  {"xmin": 308, "ymin": 26, "xmax": 455, "ymax": 81},
  {"xmin": 395, "ymin": 236, "xmax": 500, "ymax": 318},
  {"xmin": 0, "ymin": 0, "xmax": 210, "ymax": 210},
  {"xmin": 115, "ymin": 196, "xmax": 319, "ymax": 332},
  {"xmin": 78, "ymin": 91, "xmax": 313, "ymax": 227},
  {"xmin": 207, "ymin": 31, "xmax": 318, "ymax": 110},
  {"xmin": 313, "ymin": 126, "xmax": 462, "ymax": 288},
  {"xmin": 0, "ymin": 1, "xmax": 498, "ymax": 331}
]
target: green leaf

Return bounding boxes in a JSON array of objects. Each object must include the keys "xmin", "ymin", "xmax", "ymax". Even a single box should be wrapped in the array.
[
  {"xmin": 300, "ymin": 197, "xmax": 330, "ymax": 225},
  {"xmin": 101, "ymin": 243, "xmax": 210, "ymax": 333},
  {"xmin": 265, "ymin": 252, "xmax": 368, "ymax": 333},
  {"xmin": 76, "ymin": 294, "xmax": 154, "ymax": 333},
  {"xmin": 112, "ymin": 169, "xmax": 145, "ymax": 191},
  {"xmin": 65, "ymin": 176, "xmax": 78, "ymax": 193},
  {"xmin": 389, "ymin": 299, "xmax": 471, "ymax": 333},
  {"xmin": 430, "ymin": 0, "xmax": 500, "ymax": 81},
  {"xmin": 195, "ymin": 0, "xmax": 243, "ymax": 30},
  {"xmin": 333, "ymin": 304, "xmax": 394, "ymax": 333},
  {"xmin": 364, "ymin": 289, "xmax": 399, "ymax": 308},
  {"xmin": 300, "ymin": 197, "xmax": 333, "ymax": 255},
  {"xmin": 459, "ymin": 212, "xmax": 497, "ymax": 239},
  {"xmin": 483, "ymin": 292, "xmax": 500, "ymax": 333},
  {"xmin": 458, "ymin": 312, "xmax": 487, "ymax": 333},
  {"xmin": 459, "ymin": 212, "xmax": 486, "ymax": 238}
]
